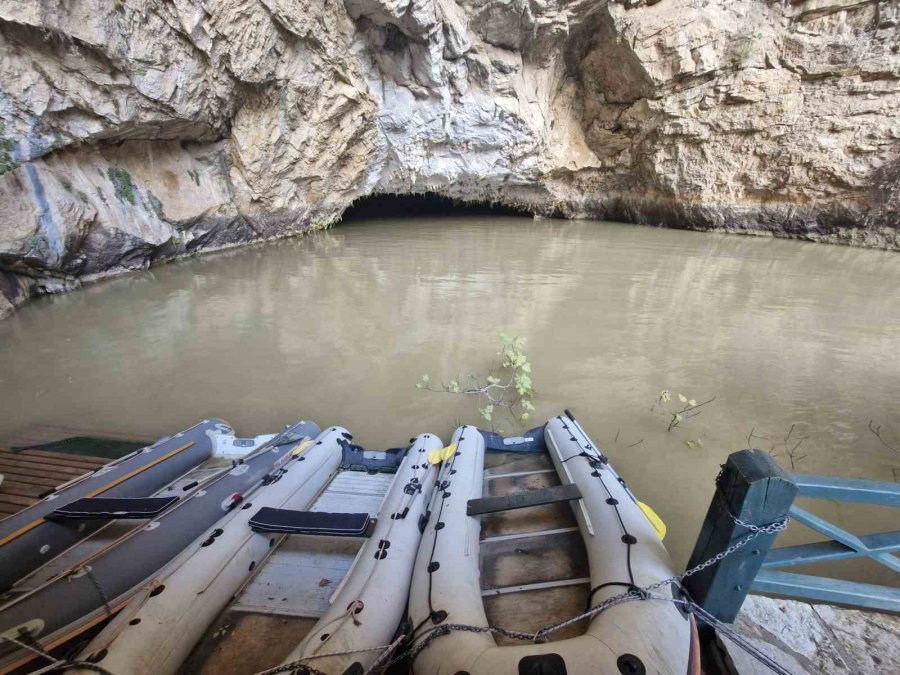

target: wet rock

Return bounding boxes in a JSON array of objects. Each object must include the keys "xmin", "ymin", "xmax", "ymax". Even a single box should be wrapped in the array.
[
  {"xmin": 723, "ymin": 595, "xmax": 900, "ymax": 674},
  {"xmin": 0, "ymin": 0, "xmax": 898, "ymax": 314}
]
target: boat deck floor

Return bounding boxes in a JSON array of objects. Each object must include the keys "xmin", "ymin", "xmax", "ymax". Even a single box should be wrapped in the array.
[{"xmin": 183, "ymin": 451, "xmax": 590, "ymax": 673}]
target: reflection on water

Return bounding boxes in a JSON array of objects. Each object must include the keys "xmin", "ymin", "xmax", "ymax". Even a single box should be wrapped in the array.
[{"xmin": 1, "ymin": 218, "xmax": 898, "ymax": 575}]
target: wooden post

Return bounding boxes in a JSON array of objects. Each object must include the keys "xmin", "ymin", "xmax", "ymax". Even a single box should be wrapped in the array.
[{"xmin": 684, "ymin": 449, "xmax": 797, "ymax": 624}]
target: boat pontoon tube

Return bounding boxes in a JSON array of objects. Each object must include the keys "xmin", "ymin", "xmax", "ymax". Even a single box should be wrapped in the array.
[
  {"xmin": 0, "ymin": 420, "xmax": 320, "ymax": 673},
  {"xmin": 280, "ymin": 432, "xmax": 444, "ymax": 674},
  {"xmin": 0, "ymin": 419, "xmax": 231, "ymax": 592},
  {"xmin": 407, "ymin": 417, "xmax": 698, "ymax": 675},
  {"xmin": 72, "ymin": 427, "xmax": 348, "ymax": 675}
]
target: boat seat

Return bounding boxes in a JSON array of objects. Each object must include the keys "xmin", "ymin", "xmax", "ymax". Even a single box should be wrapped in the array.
[
  {"xmin": 250, "ymin": 507, "xmax": 372, "ymax": 536},
  {"xmin": 48, "ymin": 496, "xmax": 179, "ymax": 520},
  {"xmin": 467, "ymin": 483, "xmax": 582, "ymax": 516}
]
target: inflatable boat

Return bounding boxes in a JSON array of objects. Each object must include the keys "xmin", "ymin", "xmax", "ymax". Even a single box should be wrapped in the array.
[
  {"xmin": 278, "ymin": 432, "xmax": 444, "ymax": 674},
  {"xmin": 0, "ymin": 420, "xmax": 320, "ymax": 673},
  {"xmin": 0, "ymin": 419, "xmax": 230, "ymax": 592},
  {"xmin": 407, "ymin": 413, "xmax": 699, "ymax": 675},
  {"xmin": 72, "ymin": 427, "xmax": 348, "ymax": 675}
]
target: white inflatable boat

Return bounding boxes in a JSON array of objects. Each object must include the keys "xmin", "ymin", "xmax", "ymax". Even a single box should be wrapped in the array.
[
  {"xmin": 407, "ymin": 414, "xmax": 699, "ymax": 675},
  {"xmin": 72, "ymin": 427, "xmax": 349, "ymax": 675},
  {"xmin": 278, "ymin": 432, "xmax": 444, "ymax": 675}
]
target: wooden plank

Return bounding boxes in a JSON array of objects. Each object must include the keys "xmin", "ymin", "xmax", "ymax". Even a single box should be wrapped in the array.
[
  {"xmin": 482, "ymin": 585, "xmax": 590, "ymax": 646},
  {"xmin": 483, "ymin": 469, "xmax": 555, "ymax": 481},
  {"xmin": 4, "ymin": 424, "xmax": 155, "ymax": 447},
  {"xmin": 0, "ymin": 449, "xmax": 102, "ymax": 469},
  {"xmin": 0, "ymin": 481, "xmax": 47, "ymax": 499},
  {"xmin": 481, "ymin": 528, "xmax": 588, "ymax": 589},
  {"xmin": 180, "ymin": 612, "xmax": 317, "ymax": 675},
  {"xmin": 0, "ymin": 471, "xmax": 61, "ymax": 488},
  {"xmin": 482, "ymin": 577, "xmax": 591, "ymax": 597},
  {"xmin": 483, "ymin": 451, "xmax": 553, "ymax": 475},
  {"xmin": 684, "ymin": 449, "xmax": 797, "ymax": 623},
  {"xmin": 467, "ymin": 483, "xmax": 581, "ymax": 516},
  {"xmin": 0, "ymin": 464, "xmax": 83, "ymax": 485},
  {"xmin": 0, "ymin": 456, "xmax": 89, "ymax": 476},
  {"xmin": 481, "ymin": 526, "xmax": 579, "ymax": 544},
  {"xmin": 14, "ymin": 449, "xmax": 109, "ymax": 466},
  {"xmin": 0, "ymin": 493, "xmax": 36, "ymax": 507}
]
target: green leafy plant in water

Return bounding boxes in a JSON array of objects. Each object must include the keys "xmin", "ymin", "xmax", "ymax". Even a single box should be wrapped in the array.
[
  {"xmin": 652, "ymin": 390, "xmax": 715, "ymax": 432},
  {"xmin": 417, "ymin": 333, "xmax": 536, "ymax": 426},
  {"xmin": 107, "ymin": 167, "xmax": 136, "ymax": 205}
]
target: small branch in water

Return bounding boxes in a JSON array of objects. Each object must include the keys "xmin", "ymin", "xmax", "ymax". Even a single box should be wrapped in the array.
[
  {"xmin": 868, "ymin": 420, "xmax": 899, "ymax": 454},
  {"xmin": 746, "ymin": 426, "xmax": 769, "ymax": 449},
  {"xmin": 783, "ymin": 423, "xmax": 809, "ymax": 471},
  {"xmin": 667, "ymin": 397, "xmax": 716, "ymax": 432}
]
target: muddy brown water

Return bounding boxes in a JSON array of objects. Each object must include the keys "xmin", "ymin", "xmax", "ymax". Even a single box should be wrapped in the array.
[{"xmin": 1, "ymin": 217, "xmax": 898, "ymax": 583}]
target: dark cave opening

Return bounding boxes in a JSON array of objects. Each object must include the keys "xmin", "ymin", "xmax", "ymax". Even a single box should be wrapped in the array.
[{"xmin": 339, "ymin": 192, "xmax": 534, "ymax": 222}]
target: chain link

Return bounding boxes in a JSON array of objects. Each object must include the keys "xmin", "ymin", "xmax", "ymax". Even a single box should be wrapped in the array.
[{"xmin": 370, "ymin": 467, "xmax": 791, "ymax": 674}]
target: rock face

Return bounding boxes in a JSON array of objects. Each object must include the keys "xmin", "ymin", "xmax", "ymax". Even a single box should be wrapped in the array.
[{"xmin": 0, "ymin": 0, "xmax": 897, "ymax": 314}]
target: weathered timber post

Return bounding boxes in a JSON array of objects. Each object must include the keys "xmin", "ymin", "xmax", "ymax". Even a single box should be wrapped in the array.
[{"xmin": 684, "ymin": 449, "xmax": 797, "ymax": 624}]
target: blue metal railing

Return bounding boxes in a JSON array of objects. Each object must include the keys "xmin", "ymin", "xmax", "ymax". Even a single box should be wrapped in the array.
[{"xmin": 751, "ymin": 473, "xmax": 900, "ymax": 612}]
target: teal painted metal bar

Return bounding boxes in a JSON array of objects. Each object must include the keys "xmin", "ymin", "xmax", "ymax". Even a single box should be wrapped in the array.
[
  {"xmin": 690, "ymin": 455, "xmax": 900, "ymax": 617},
  {"xmin": 791, "ymin": 473, "xmax": 900, "ymax": 506},
  {"xmin": 753, "ymin": 570, "xmax": 900, "ymax": 613},
  {"xmin": 788, "ymin": 505, "xmax": 900, "ymax": 572},
  {"xmin": 763, "ymin": 530, "xmax": 900, "ymax": 568}
]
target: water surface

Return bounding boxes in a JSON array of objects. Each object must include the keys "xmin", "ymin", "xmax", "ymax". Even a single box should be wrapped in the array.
[{"xmin": 1, "ymin": 218, "xmax": 898, "ymax": 576}]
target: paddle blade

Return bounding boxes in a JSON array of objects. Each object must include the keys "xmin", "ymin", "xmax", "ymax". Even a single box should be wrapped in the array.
[
  {"xmin": 638, "ymin": 501, "xmax": 667, "ymax": 540},
  {"xmin": 440, "ymin": 443, "xmax": 458, "ymax": 461},
  {"xmin": 292, "ymin": 439, "xmax": 315, "ymax": 456}
]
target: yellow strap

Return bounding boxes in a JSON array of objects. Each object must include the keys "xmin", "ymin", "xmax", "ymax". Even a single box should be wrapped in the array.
[
  {"xmin": 291, "ymin": 439, "xmax": 315, "ymax": 456},
  {"xmin": 440, "ymin": 443, "xmax": 457, "ymax": 461},
  {"xmin": 638, "ymin": 501, "xmax": 666, "ymax": 540}
]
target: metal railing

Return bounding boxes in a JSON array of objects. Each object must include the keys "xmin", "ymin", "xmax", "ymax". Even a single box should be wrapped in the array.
[
  {"xmin": 685, "ymin": 450, "xmax": 900, "ymax": 623},
  {"xmin": 752, "ymin": 473, "xmax": 900, "ymax": 613}
]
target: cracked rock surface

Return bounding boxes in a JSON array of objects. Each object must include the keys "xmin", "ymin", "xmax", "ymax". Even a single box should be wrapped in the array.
[
  {"xmin": 723, "ymin": 595, "xmax": 900, "ymax": 674},
  {"xmin": 0, "ymin": 0, "xmax": 898, "ymax": 315}
]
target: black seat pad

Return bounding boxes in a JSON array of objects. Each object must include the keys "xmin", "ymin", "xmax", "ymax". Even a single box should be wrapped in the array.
[
  {"xmin": 250, "ymin": 507, "xmax": 370, "ymax": 536},
  {"xmin": 49, "ymin": 496, "xmax": 179, "ymax": 520},
  {"xmin": 467, "ymin": 483, "xmax": 582, "ymax": 516}
]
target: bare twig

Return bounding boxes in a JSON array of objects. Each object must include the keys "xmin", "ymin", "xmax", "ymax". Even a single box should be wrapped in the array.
[
  {"xmin": 746, "ymin": 427, "xmax": 769, "ymax": 448},
  {"xmin": 666, "ymin": 397, "xmax": 716, "ymax": 432},
  {"xmin": 783, "ymin": 423, "xmax": 809, "ymax": 470},
  {"xmin": 868, "ymin": 420, "xmax": 899, "ymax": 454}
]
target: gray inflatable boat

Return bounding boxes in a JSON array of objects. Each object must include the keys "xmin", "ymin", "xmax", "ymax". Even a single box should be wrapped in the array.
[
  {"xmin": 0, "ymin": 420, "xmax": 320, "ymax": 673},
  {"xmin": 0, "ymin": 419, "xmax": 231, "ymax": 592}
]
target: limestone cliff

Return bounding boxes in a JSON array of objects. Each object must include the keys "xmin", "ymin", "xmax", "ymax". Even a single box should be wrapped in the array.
[{"xmin": 0, "ymin": 0, "xmax": 897, "ymax": 315}]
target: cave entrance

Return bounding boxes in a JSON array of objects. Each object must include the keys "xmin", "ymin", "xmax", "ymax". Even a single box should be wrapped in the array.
[{"xmin": 339, "ymin": 192, "xmax": 532, "ymax": 222}]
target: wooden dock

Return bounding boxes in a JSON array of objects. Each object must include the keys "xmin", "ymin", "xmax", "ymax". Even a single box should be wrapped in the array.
[{"xmin": 0, "ymin": 424, "xmax": 155, "ymax": 517}]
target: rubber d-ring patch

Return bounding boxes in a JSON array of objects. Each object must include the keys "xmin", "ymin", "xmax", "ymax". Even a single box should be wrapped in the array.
[{"xmin": 621, "ymin": 534, "xmax": 638, "ymax": 545}]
